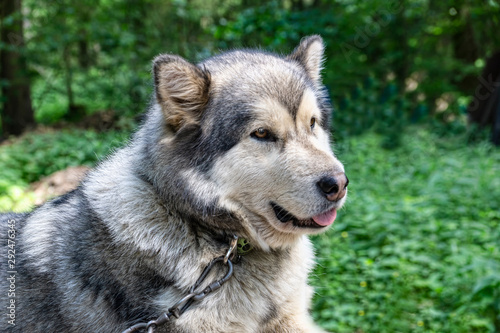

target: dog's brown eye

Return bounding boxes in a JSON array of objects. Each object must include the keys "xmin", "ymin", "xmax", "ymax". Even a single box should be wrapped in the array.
[
  {"xmin": 310, "ymin": 117, "xmax": 316, "ymax": 130},
  {"xmin": 251, "ymin": 128, "xmax": 277, "ymax": 142},
  {"xmin": 253, "ymin": 128, "xmax": 269, "ymax": 139}
]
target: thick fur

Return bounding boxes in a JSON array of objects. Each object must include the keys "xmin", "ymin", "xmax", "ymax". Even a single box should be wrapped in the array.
[{"xmin": 0, "ymin": 36, "xmax": 346, "ymax": 332}]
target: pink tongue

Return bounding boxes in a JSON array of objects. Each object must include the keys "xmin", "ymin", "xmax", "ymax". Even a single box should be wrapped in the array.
[{"xmin": 312, "ymin": 208, "xmax": 337, "ymax": 226}]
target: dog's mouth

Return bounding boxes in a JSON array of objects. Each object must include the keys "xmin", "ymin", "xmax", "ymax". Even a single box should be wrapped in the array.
[{"xmin": 270, "ymin": 202, "xmax": 337, "ymax": 229}]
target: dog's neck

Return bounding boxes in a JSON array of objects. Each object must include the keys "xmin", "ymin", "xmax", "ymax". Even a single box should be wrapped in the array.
[{"xmin": 83, "ymin": 143, "xmax": 250, "ymax": 268}]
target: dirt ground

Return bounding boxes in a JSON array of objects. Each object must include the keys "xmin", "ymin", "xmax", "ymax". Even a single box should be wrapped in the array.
[{"xmin": 29, "ymin": 166, "xmax": 90, "ymax": 205}]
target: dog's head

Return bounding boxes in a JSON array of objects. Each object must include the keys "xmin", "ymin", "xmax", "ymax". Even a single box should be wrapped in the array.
[{"xmin": 149, "ymin": 36, "xmax": 347, "ymax": 249}]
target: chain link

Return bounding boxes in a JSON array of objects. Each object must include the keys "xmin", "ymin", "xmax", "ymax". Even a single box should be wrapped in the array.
[{"xmin": 122, "ymin": 236, "xmax": 238, "ymax": 333}]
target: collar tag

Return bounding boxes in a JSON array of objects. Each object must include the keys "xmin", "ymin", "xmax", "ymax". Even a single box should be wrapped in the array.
[{"xmin": 237, "ymin": 238, "xmax": 253, "ymax": 256}]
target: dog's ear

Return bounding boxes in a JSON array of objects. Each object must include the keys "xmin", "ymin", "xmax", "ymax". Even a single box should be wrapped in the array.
[
  {"xmin": 153, "ymin": 54, "xmax": 211, "ymax": 132},
  {"xmin": 287, "ymin": 35, "xmax": 325, "ymax": 85}
]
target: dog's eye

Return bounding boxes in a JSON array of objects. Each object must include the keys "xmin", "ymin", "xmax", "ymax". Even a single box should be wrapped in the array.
[
  {"xmin": 310, "ymin": 117, "xmax": 316, "ymax": 130},
  {"xmin": 252, "ymin": 128, "xmax": 271, "ymax": 140}
]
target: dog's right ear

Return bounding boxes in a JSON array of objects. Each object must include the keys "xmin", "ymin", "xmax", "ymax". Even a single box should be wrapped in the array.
[{"xmin": 153, "ymin": 54, "xmax": 211, "ymax": 132}]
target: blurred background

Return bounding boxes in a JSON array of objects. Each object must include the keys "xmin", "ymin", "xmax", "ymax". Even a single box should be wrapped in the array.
[{"xmin": 1, "ymin": 0, "xmax": 499, "ymax": 332}]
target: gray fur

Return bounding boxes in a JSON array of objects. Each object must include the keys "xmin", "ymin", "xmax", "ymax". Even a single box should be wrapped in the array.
[{"xmin": 1, "ymin": 36, "xmax": 346, "ymax": 332}]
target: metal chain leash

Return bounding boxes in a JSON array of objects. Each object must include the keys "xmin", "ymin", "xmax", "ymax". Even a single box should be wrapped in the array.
[{"xmin": 122, "ymin": 236, "xmax": 239, "ymax": 333}]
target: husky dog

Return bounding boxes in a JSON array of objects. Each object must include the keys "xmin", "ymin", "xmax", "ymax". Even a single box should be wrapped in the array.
[{"xmin": 0, "ymin": 35, "xmax": 348, "ymax": 332}]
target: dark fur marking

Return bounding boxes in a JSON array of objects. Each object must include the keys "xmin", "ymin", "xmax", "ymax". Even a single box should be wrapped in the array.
[
  {"xmin": 163, "ymin": 101, "xmax": 252, "ymax": 172},
  {"xmin": 261, "ymin": 300, "xmax": 279, "ymax": 325},
  {"xmin": 195, "ymin": 102, "xmax": 253, "ymax": 171},
  {"xmin": 317, "ymin": 86, "xmax": 333, "ymax": 130},
  {"xmin": 70, "ymin": 196, "xmax": 174, "ymax": 324},
  {"xmin": 4, "ymin": 213, "xmax": 71, "ymax": 331},
  {"xmin": 50, "ymin": 188, "xmax": 78, "ymax": 206},
  {"xmin": 172, "ymin": 124, "xmax": 203, "ymax": 159},
  {"xmin": 184, "ymin": 214, "xmax": 238, "ymax": 250},
  {"xmin": 203, "ymin": 50, "xmax": 308, "ymax": 120},
  {"xmin": 17, "ymin": 271, "xmax": 73, "ymax": 331},
  {"xmin": 0, "ymin": 212, "xmax": 28, "ymax": 224}
]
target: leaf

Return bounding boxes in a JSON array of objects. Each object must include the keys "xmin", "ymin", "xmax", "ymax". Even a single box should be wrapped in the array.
[{"xmin": 472, "ymin": 275, "xmax": 500, "ymax": 295}]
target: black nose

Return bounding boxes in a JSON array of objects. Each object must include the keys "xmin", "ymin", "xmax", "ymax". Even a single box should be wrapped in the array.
[
  {"xmin": 317, "ymin": 173, "xmax": 348, "ymax": 202},
  {"xmin": 317, "ymin": 176, "xmax": 339, "ymax": 195}
]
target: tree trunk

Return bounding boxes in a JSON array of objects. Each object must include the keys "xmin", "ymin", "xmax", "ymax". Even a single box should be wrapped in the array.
[
  {"xmin": 467, "ymin": 51, "xmax": 500, "ymax": 146},
  {"xmin": 77, "ymin": 4, "xmax": 92, "ymax": 69},
  {"xmin": 392, "ymin": 0, "xmax": 410, "ymax": 95},
  {"xmin": 452, "ymin": 6, "xmax": 480, "ymax": 93},
  {"xmin": 0, "ymin": 0, "xmax": 34, "ymax": 138},
  {"xmin": 78, "ymin": 30, "xmax": 90, "ymax": 69}
]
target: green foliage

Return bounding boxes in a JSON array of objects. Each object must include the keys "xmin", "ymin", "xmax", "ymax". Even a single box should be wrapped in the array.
[
  {"xmin": 0, "ymin": 128, "xmax": 130, "ymax": 211},
  {"xmin": 22, "ymin": 0, "xmax": 233, "ymax": 121},
  {"xmin": 332, "ymin": 76, "xmax": 413, "ymax": 147},
  {"xmin": 31, "ymin": 66, "xmax": 152, "ymax": 124},
  {"xmin": 213, "ymin": 1, "xmax": 301, "ymax": 49},
  {"xmin": 1, "ymin": 0, "xmax": 495, "ymax": 134},
  {"xmin": 311, "ymin": 129, "xmax": 500, "ymax": 332},
  {"xmin": 212, "ymin": 0, "xmax": 500, "ymax": 123},
  {"xmin": 0, "ymin": 0, "xmax": 498, "ymax": 136}
]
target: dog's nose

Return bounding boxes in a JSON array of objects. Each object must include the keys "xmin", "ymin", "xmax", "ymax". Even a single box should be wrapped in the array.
[{"xmin": 317, "ymin": 173, "xmax": 348, "ymax": 202}]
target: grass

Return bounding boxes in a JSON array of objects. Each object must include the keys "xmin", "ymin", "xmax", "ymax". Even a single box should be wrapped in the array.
[{"xmin": 0, "ymin": 125, "xmax": 499, "ymax": 332}]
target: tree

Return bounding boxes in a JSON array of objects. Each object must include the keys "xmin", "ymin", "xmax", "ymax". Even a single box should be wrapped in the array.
[{"xmin": 0, "ymin": 0, "xmax": 34, "ymax": 138}]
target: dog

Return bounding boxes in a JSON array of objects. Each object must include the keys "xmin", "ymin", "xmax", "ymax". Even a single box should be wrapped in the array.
[{"xmin": 0, "ymin": 35, "xmax": 348, "ymax": 332}]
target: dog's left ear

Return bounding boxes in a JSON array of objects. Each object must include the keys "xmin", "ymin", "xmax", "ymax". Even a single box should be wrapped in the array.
[
  {"xmin": 153, "ymin": 54, "xmax": 211, "ymax": 132},
  {"xmin": 287, "ymin": 35, "xmax": 325, "ymax": 85}
]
